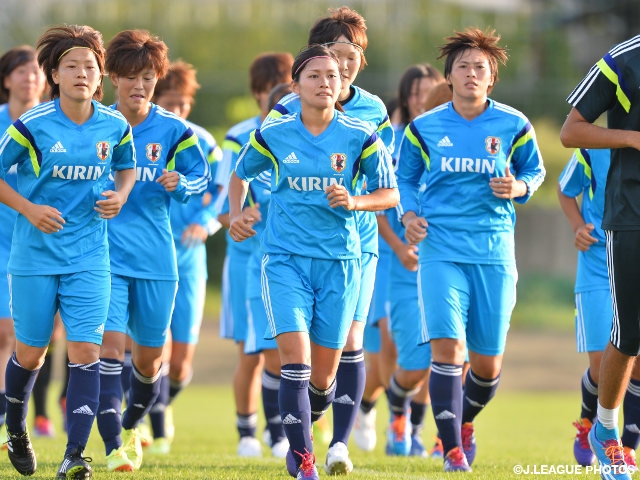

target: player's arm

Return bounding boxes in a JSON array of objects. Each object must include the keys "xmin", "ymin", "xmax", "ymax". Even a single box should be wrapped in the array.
[
  {"xmin": 0, "ymin": 178, "xmax": 64, "ymax": 234},
  {"xmin": 557, "ymin": 183, "xmax": 596, "ymax": 252},
  {"xmin": 228, "ymin": 172, "xmax": 256, "ymax": 242},
  {"xmin": 96, "ymin": 168, "xmax": 136, "ymax": 219},
  {"xmin": 560, "ymin": 108, "xmax": 640, "ymax": 151},
  {"xmin": 377, "ymin": 213, "xmax": 418, "ymax": 272}
]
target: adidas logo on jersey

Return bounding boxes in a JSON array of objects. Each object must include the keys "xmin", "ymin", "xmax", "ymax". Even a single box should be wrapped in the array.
[
  {"xmin": 434, "ymin": 410, "xmax": 456, "ymax": 420},
  {"xmin": 437, "ymin": 136, "xmax": 453, "ymax": 147},
  {"xmin": 283, "ymin": 152, "xmax": 299, "ymax": 164},
  {"xmin": 50, "ymin": 141, "xmax": 67, "ymax": 153},
  {"xmin": 73, "ymin": 404, "xmax": 94, "ymax": 415},
  {"xmin": 333, "ymin": 394, "xmax": 355, "ymax": 405},
  {"xmin": 283, "ymin": 414, "xmax": 302, "ymax": 425}
]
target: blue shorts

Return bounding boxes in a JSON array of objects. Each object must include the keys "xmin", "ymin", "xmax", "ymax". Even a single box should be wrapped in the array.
[
  {"xmin": 418, "ymin": 261, "xmax": 517, "ymax": 356},
  {"xmin": 0, "ymin": 272, "xmax": 10, "ymax": 318},
  {"xmin": 245, "ymin": 297, "xmax": 278, "ymax": 354},
  {"xmin": 261, "ymin": 253, "xmax": 360, "ymax": 349},
  {"xmin": 107, "ymin": 274, "xmax": 177, "ymax": 348},
  {"xmin": 575, "ymin": 289, "xmax": 613, "ymax": 353},
  {"xmin": 367, "ymin": 248, "xmax": 390, "ymax": 326},
  {"xmin": 171, "ymin": 271, "xmax": 206, "ymax": 344},
  {"xmin": 219, "ymin": 249, "xmax": 251, "ymax": 342},
  {"xmin": 389, "ymin": 291, "xmax": 431, "ymax": 371},
  {"xmin": 10, "ymin": 272, "xmax": 109, "ymax": 347},
  {"xmin": 353, "ymin": 253, "xmax": 378, "ymax": 322}
]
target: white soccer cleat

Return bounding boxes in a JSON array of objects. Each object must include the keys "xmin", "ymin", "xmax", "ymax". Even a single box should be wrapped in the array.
[
  {"xmin": 353, "ymin": 407, "xmax": 377, "ymax": 452},
  {"xmin": 271, "ymin": 437, "xmax": 290, "ymax": 458},
  {"xmin": 323, "ymin": 441, "xmax": 354, "ymax": 475},
  {"xmin": 237, "ymin": 436, "xmax": 262, "ymax": 457}
]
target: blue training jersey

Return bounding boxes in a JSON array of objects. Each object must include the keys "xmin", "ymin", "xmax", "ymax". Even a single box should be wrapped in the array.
[
  {"xmin": 106, "ymin": 103, "xmax": 210, "ymax": 280},
  {"xmin": 269, "ymin": 86, "xmax": 395, "ymax": 255},
  {"xmin": 235, "ymin": 110, "xmax": 396, "ymax": 260},
  {"xmin": 397, "ymin": 99, "xmax": 545, "ymax": 265},
  {"xmin": 0, "ymin": 98, "xmax": 135, "ymax": 274},
  {"xmin": 170, "ymin": 120, "xmax": 222, "ymax": 277},
  {"xmin": 558, "ymin": 148, "xmax": 610, "ymax": 292},
  {"xmin": 0, "ymin": 104, "xmax": 19, "ymax": 274}
]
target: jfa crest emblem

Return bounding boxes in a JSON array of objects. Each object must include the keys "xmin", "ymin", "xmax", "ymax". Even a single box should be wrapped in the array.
[
  {"xmin": 146, "ymin": 143, "xmax": 162, "ymax": 162},
  {"xmin": 96, "ymin": 142, "xmax": 110, "ymax": 161},
  {"xmin": 485, "ymin": 136, "xmax": 501, "ymax": 155},
  {"xmin": 331, "ymin": 153, "xmax": 347, "ymax": 173}
]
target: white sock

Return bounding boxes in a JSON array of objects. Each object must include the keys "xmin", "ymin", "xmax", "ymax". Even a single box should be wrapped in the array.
[{"xmin": 597, "ymin": 401, "xmax": 619, "ymax": 431}]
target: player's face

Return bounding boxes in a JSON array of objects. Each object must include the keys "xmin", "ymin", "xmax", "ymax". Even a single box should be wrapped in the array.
[
  {"xmin": 328, "ymin": 35, "xmax": 362, "ymax": 101},
  {"xmin": 408, "ymin": 76, "xmax": 437, "ymax": 120},
  {"xmin": 447, "ymin": 48, "xmax": 494, "ymax": 103},
  {"xmin": 53, "ymin": 48, "xmax": 102, "ymax": 103},
  {"xmin": 154, "ymin": 88, "xmax": 193, "ymax": 119},
  {"xmin": 294, "ymin": 57, "xmax": 341, "ymax": 111},
  {"xmin": 112, "ymin": 69, "xmax": 158, "ymax": 115},
  {"xmin": 4, "ymin": 60, "xmax": 45, "ymax": 105}
]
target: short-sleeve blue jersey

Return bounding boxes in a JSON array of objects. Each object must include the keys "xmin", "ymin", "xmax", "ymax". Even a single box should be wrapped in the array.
[
  {"xmin": 269, "ymin": 86, "xmax": 394, "ymax": 255},
  {"xmin": 397, "ymin": 99, "xmax": 545, "ymax": 265},
  {"xmin": 558, "ymin": 148, "xmax": 610, "ymax": 292},
  {"xmin": 0, "ymin": 98, "xmax": 135, "ymax": 274},
  {"xmin": 0, "ymin": 104, "xmax": 19, "ymax": 269},
  {"xmin": 170, "ymin": 120, "xmax": 222, "ymax": 277},
  {"xmin": 106, "ymin": 103, "xmax": 210, "ymax": 280},
  {"xmin": 235, "ymin": 111, "xmax": 396, "ymax": 260}
]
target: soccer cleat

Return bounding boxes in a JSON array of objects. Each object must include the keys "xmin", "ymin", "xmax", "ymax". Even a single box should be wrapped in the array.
[
  {"xmin": 410, "ymin": 434, "xmax": 427, "ymax": 457},
  {"xmin": 429, "ymin": 436, "xmax": 444, "ymax": 459},
  {"xmin": 312, "ymin": 415, "xmax": 331, "ymax": 446},
  {"xmin": 271, "ymin": 436, "xmax": 290, "ymax": 458},
  {"xmin": 121, "ymin": 428, "xmax": 143, "ymax": 470},
  {"xmin": 443, "ymin": 446, "xmax": 472, "ymax": 472},
  {"xmin": 296, "ymin": 450, "xmax": 318, "ymax": 480},
  {"xmin": 323, "ymin": 441, "xmax": 354, "ymax": 475},
  {"xmin": 137, "ymin": 422, "xmax": 153, "ymax": 448},
  {"xmin": 461, "ymin": 422, "xmax": 477, "ymax": 466},
  {"xmin": 385, "ymin": 413, "xmax": 410, "ymax": 456},
  {"xmin": 353, "ymin": 407, "xmax": 377, "ymax": 452},
  {"xmin": 34, "ymin": 415, "xmax": 55, "ymax": 438},
  {"xmin": 588, "ymin": 421, "xmax": 632, "ymax": 480},
  {"xmin": 106, "ymin": 447, "xmax": 134, "ymax": 472},
  {"xmin": 573, "ymin": 418, "xmax": 595, "ymax": 466},
  {"xmin": 237, "ymin": 436, "xmax": 262, "ymax": 457},
  {"xmin": 56, "ymin": 447, "xmax": 92, "ymax": 479},
  {"xmin": 146, "ymin": 437, "xmax": 171, "ymax": 455},
  {"xmin": 6, "ymin": 430, "xmax": 37, "ymax": 476},
  {"xmin": 624, "ymin": 446, "xmax": 638, "ymax": 474}
]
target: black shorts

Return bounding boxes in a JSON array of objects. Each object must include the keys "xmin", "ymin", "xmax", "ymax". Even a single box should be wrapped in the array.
[{"xmin": 606, "ymin": 230, "xmax": 640, "ymax": 356}]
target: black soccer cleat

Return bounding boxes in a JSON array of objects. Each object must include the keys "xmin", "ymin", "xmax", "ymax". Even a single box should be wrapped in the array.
[
  {"xmin": 56, "ymin": 447, "xmax": 93, "ymax": 479},
  {"xmin": 6, "ymin": 430, "xmax": 37, "ymax": 476}
]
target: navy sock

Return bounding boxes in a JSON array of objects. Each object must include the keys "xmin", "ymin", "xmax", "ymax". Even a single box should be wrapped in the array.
[
  {"xmin": 262, "ymin": 369, "xmax": 285, "ymax": 443},
  {"xmin": 461, "ymin": 369, "xmax": 500, "ymax": 424},
  {"xmin": 622, "ymin": 377, "xmax": 640, "ymax": 449},
  {"xmin": 149, "ymin": 371, "xmax": 169, "ymax": 438},
  {"xmin": 32, "ymin": 353, "xmax": 52, "ymax": 418},
  {"xmin": 360, "ymin": 398, "xmax": 376, "ymax": 415},
  {"xmin": 580, "ymin": 368, "xmax": 598, "ymax": 421},
  {"xmin": 280, "ymin": 363, "xmax": 312, "ymax": 466},
  {"xmin": 66, "ymin": 360, "xmax": 100, "ymax": 454},
  {"xmin": 121, "ymin": 364, "xmax": 161, "ymax": 430},
  {"xmin": 430, "ymin": 362, "xmax": 463, "ymax": 455},
  {"xmin": 237, "ymin": 412, "xmax": 258, "ymax": 438},
  {"xmin": 309, "ymin": 379, "xmax": 336, "ymax": 423},
  {"xmin": 331, "ymin": 349, "xmax": 365, "ymax": 446},
  {"xmin": 410, "ymin": 400, "xmax": 428, "ymax": 437},
  {"xmin": 168, "ymin": 370, "xmax": 191, "ymax": 404},
  {"xmin": 5, "ymin": 353, "xmax": 39, "ymax": 433},
  {"xmin": 387, "ymin": 375, "xmax": 413, "ymax": 417},
  {"xmin": 121, "ymin": 351, "xmax": 132, "ymax": 406},
  {"xmin": 97, "ymin": 358, "xmax": 124, "ymax": 454},
  {"xmin": 0, "ymin": 389, "xmax": 5, "ymax": 424}
]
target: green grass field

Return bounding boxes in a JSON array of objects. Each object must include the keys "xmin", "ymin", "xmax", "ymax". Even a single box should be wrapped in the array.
[{"xmin": 0, "ymin": 385, "xmax": 601, "ymax": 479}]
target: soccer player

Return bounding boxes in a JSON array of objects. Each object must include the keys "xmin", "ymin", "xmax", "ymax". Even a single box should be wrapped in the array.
[
  {"xmin": 0, "ymin": 44, "xmax": 46, "ymax": 446},
  {"xmin": 268, "ymin": 7, "xmax": 395, "ymax": 474},
  {"xmin": 560, "ymin": 34, "xmax": 640, "ymax": 480},
  {"xmin": 228, "ymin": 44, "xmax": 398, "ymax": 480},
  {"xmin": 397, "ymin": 27, "xmax": 545, "ymax": 472},
  {"xmin": 146, "ymin": 59, "xmax": 223, "ymax": 454},
  {"xmin": 215, "ymin": 52, "xmax": 293, "ymax": 458},
  {"xmin": 558, "ymin": 148, "xmax": 640, "ymax": 471},
  {"xmin": 96, "ymin": 29, "xmax": 210, "ymax": 472},
  {"xmin": 0, "ymin": 24, "xmax": 137, "ymax": 478}
]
